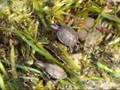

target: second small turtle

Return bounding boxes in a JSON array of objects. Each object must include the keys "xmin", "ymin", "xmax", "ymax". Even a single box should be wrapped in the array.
[
  {"xmin": 35, "ymin": 60, "xmax": 67, "ymax": 80},
  {"xmin": 51, "ymin": 24, "xmax": 79, "ymax": 53}
]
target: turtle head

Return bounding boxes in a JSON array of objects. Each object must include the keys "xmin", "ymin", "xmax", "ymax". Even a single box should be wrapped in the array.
[{"xmin": 51, "ymin": 24, "xmax": 61, "ymax": 31}]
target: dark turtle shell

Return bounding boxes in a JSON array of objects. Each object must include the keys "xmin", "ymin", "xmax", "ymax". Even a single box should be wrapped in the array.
[{"xmin": 51, "ymin": 24, "xmax": 79, "ymax": 52}]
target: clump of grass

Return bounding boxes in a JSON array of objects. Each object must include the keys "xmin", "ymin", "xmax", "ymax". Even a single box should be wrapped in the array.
[{"xmin": 0, "ymin": 0, "xmax": 120, "ymax": 90}]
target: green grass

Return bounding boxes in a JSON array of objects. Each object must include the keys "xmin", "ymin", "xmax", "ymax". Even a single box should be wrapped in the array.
[{"xmin": 0, "ymin": 0, "xmax": 120, "ymax": 90}]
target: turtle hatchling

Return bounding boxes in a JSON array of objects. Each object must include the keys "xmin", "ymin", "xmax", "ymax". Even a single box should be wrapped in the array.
[
  {"xmin": 35, "ymin": 60, "xmax": 67, "ymax": 80},
  {"xmin": 51, "ymin": 24, "xmax": 80, "ymax": 53},
  {"xmin": 45, "ymin": 64, "xmax": 67, "ymax": 79}
]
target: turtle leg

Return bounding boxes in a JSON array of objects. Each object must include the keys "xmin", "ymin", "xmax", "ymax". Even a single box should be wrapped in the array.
[
  {"xmin": 74, "ymin": 44, "xmax": 79, "ymax": 52},
  {"xmin": 74, "ymin": 41, "xmax": 80, "ymax": 52},
  {"xmin": 69, "ymin": 47, "xmax": 73, "ymax": 53}
]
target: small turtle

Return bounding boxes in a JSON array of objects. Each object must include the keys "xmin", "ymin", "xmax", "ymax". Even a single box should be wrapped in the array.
[
  {"xmin": 51, "ymin": 24, "xmax": 80, "ymax": 53},
  {"xmin": 35, "ymin": 60, "xmax": 67, "ymax": 80},
  {"xmin": 45, "ymin": 64, "xmax": 67, "ymax": 79}
]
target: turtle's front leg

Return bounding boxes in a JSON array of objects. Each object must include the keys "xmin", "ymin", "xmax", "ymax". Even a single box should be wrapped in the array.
[
  {"xmin": 69, "ymin": 47, "xmax": 74, "ymax": 53},
  {"xmin": 74, "ymin": 44, "xmax": 80, "ymax": 52}
]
